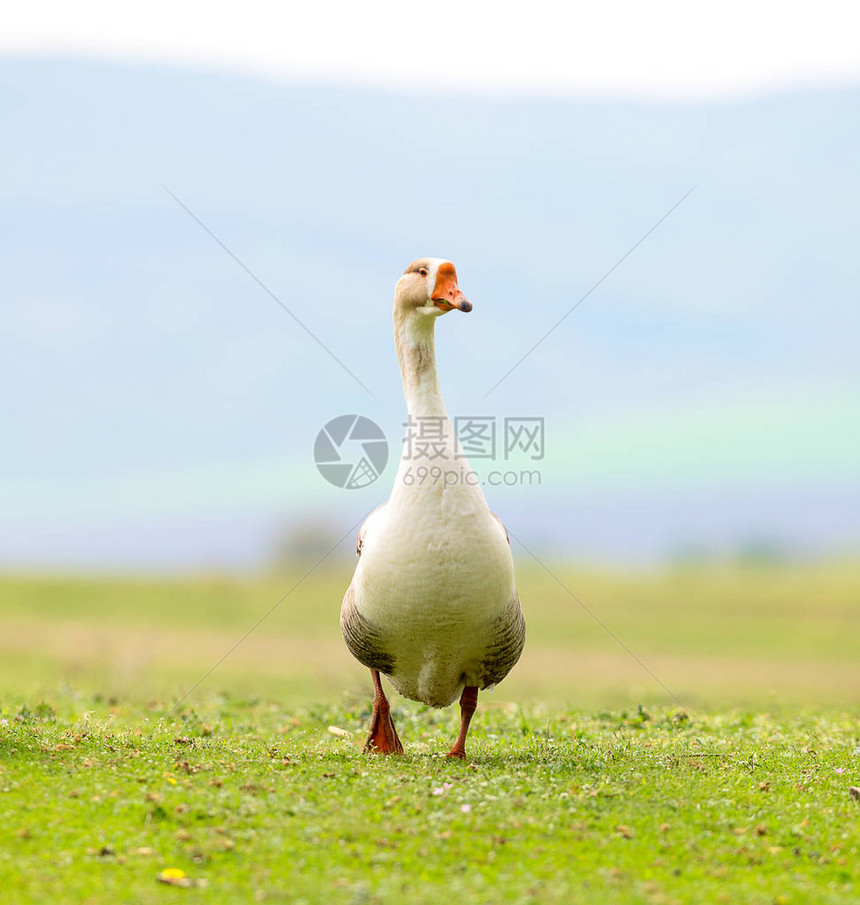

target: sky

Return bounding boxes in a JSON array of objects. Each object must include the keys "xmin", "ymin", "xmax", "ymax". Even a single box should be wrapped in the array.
[
  {"xmin": 4, "ymin": 1, "xmax": 860, "ymax": 99},
  {"xmin": 1, "ymin": 7, "xmax": 858, "ymax": 568}
]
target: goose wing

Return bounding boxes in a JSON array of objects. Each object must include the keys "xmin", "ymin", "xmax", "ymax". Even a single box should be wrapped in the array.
[{"xmin": 341, "ymin": 503, "xmax": 396, "ymax": 674}]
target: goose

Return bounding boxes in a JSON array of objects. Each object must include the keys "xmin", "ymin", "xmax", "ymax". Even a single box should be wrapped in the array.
[{"xmin": 341, "ymin": 258, "xmax": 525, "ymax": 758}]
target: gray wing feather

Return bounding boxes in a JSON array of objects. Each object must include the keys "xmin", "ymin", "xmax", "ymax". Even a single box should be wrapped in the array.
[
  {"xmin": 479, "ymin": 590, "xmax": 526, "ymax": 689},
  {"xmin": 340, "ymin": 584, "xmax": 396, "ymax": 674}
]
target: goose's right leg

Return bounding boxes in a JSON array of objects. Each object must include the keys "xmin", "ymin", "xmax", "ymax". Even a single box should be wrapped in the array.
[{"xmin": 362, "ymin": 669, "xmax": 404, "ymax": 755}]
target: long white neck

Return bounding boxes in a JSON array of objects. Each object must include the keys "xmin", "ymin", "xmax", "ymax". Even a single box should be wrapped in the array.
[
  {"xmin": 389, "ymin": 303, "xmax": 489, "ymax": 515},
  {"xmin": 394, "ymin": 310, "xmax": 448, "ymax": 419}
]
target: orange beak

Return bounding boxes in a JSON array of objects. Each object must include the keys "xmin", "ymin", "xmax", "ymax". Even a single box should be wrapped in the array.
[{"xmin": 432, "ymin": 262, "xmax": 472, "ymax": 313}]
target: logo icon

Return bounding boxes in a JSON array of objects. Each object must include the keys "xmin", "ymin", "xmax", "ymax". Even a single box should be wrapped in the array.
[{"xmin": 314, "ymin": 415, "xmax": 389, "ymax": 489}]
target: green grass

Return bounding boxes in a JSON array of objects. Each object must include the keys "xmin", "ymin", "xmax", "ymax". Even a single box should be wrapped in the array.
[
  {"xmin": 1, "ymin": 562, "xmax": 858, "ymax": 707},
  {"xmin": 1, "ymin": 563, "xmax": 858, "ymax": 902},
  {"xmin": 1, "ymin": 694, "xmax": 857, "ymax": 904}
]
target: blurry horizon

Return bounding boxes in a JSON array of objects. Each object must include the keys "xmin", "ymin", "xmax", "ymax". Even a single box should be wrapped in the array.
[{"xmin": 2, "ymin": 56, "xmax": 858, "ymax": 571}]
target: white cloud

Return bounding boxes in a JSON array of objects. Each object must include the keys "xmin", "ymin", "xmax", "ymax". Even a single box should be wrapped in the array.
[{"xmin": 3, "ymin": 0, "xmax": 860, "ymax": 99}]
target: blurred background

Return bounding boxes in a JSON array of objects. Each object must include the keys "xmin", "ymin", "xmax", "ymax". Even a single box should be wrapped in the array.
[{"xmin": 1, "ymin": 1, "xmax": 858, "ymax": 709}]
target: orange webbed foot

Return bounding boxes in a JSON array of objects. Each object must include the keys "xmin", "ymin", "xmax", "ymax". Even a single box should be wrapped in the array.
[{"xmin": 363, "ymin": 670, "xmax": 404, "ymax": 755}]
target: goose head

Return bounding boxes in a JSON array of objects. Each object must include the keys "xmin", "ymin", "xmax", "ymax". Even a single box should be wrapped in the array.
[{"xmin": 395, "ymin": 258, "xmax": 472, "ymax": 318}]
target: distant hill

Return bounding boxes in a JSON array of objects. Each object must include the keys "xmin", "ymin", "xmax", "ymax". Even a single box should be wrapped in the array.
[{"xmin": 1, "ymin": 58, "xmax": 857, "ymax": 567}]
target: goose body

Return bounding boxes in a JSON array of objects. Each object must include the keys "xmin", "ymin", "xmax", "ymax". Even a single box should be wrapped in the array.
[{"xmin": 341, "ymin": 258, "xmax": 525, "ymax": 756}]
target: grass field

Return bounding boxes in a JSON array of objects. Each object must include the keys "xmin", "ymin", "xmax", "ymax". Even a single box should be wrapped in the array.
[
  {"xmin": 1, "ymin": 561, "xmax": 858, "ymax": 707},
  {"xmin": 0, "ymin": 562, "xmax": 858, "ymax": 902},
  {"xmin": 1, "ymin": 698, "xmax": 857, "ymax": 904}
]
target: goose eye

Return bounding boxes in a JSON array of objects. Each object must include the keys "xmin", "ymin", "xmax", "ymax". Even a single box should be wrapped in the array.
[{"xmin": 418, "ymin": 267, "xmax": 428, "ymax": 277}]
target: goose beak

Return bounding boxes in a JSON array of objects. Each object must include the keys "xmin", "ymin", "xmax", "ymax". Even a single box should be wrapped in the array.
[{"xmin": 432, "ymin": 262, "xmax": 472, "ymax": 313}]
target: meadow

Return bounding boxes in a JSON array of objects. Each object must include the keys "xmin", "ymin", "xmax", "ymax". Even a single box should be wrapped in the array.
[{"xmin": 0, "ymin": 561, "xmax": 858, "ymax": 903}]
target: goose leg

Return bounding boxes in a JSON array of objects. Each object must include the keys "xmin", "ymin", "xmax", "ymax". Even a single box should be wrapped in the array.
[
  {"xmin": 362, "ymin": 669, "xmax": 404, "ymax": 755},
  {"xmin": 446, "ymin": 685, "xmax": 478, "ymax": 759}
]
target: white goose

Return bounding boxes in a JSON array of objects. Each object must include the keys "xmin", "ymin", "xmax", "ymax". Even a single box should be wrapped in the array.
[{"xmin": 341, "ymin": 258, "xmax": 525, "ymax": 758}]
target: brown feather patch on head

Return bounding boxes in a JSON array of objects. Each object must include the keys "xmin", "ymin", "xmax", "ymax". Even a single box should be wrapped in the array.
[{"xmin": 404, "ymin": 259, "xmax": 432, "ymax": 275}]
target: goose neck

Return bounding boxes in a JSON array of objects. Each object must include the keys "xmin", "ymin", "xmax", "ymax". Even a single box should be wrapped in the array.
[{"xmin": 394, "ymin": 314, "xmax": 447, "ymax": 418}]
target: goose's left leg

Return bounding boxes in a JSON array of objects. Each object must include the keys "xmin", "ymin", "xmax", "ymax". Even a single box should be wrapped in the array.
[{"xmin": 446, "ymin": 685, "xmax": 478, "ymax": 759}]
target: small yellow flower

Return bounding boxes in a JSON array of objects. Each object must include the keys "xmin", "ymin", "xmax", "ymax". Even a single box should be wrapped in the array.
[
  {"xmin": 159, "ymin": 868, "xmax": 185, "ymax": 880},
  {"xmin": 158, "ymin": 867, "xmax": 207, "ymax": 888}
]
